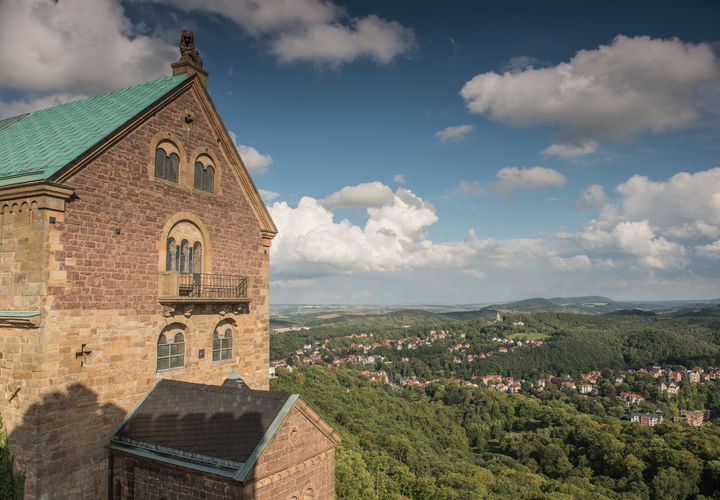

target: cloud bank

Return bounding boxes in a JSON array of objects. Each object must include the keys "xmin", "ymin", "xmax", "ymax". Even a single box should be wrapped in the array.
[
  {"xmin": 0, "ymin": 0, "xmax": 174, "ymax": 94},
  {"xmin": 148, "ymin": 0, "xmax": 415, "ymax": 67},
  {"xmin": 270, "ymin": 168, "xmax": 720, "ymax": 301},
  {"xmin": 461, "ymin": 35, "xmax": 720, "ymax": 156}
]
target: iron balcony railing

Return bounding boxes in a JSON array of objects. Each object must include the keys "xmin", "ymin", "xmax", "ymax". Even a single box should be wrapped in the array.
[{"xmin": 176, "ymin": 273, "xmax": 249, "ymax": 299}]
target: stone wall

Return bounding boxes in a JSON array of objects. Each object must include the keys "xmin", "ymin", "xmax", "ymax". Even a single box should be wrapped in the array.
[
  {"xmin": 251, "ymin": 406, "xmax": 337, "ymax": 500},
  {"xmin": 111, "ymin": 453, "xmax": 245, "ymax": 499},
  {"xmin": 4, "ymin": 82, "xmax": 273, "ymax": 499},
  {"xmin": 0, "ymin": 202, "xmax": 46, "ymax": 310}
]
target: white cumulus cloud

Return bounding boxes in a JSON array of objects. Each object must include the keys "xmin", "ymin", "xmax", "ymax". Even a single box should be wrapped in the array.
[
  {"xmin": 612, "ymin": 220, "xmax": 687, "ymax": 269},
  {"xmin": 148, "ymin": 0, "xmax": 414, "ymax": 67},
  {"xmin": 270, "ymin": 279, "xmax": 316, "ymax": 288},
  {"xmin": 695, "ymin": 240, "xmax": 720, "ymax": 259},
  {"xmin": 259, "ymin": 189, "xmax": 280, "ymax": 201},
  {"xmin": 568, "ymin": 167, "xmax": 720, "ymax": 272},
  {"xmin": 0, "ymin": 93, "xmax": 87, "ymax": 120},
  {"xmin": 452, "ymin": 180, "xmax": 486, "ymax": 196},
  {"xmin": 0, "ymin": 0, "xmax": 175, "ymax": 94},
  {"xmin": 616, "ymin": 168, "xmax": 720, "ymax": 229},
  {"xmin": 574, "ymin": 184, "xmax": 607, "ymax": 211},
  {"xmin": 435, "ymin": 124, "xmax": 473, "ymax": 143},
  {"xmin": 268, "ymin": 182, "xmax": 557, "ymax": 279},
  {"xmin": 229, "ymin": 132, "xmax": 273, "ymax": 173},
  {"xmin": 461, "ymin": 35, "xmax": 720, "ymax": 155},
  {"xmin": 319, "ymin": 181, "xmax": 395, "ymax": 210},
  {"xmin": 269, "ymin": 187, "xmax": 459, "ymax": 276},
  {"xmin": 542, "ymin": 141, "xmax": 598, "ymax": 158},
  {"xmin": 238, "ymin": 145, "xmax": 273, "ymax": 174},
  {"xmin": 490, "ymin": 166, "xmax": 566, "ymax": 197},
  {"xmin": 551, "ymin": 255, "xmax": 592, "ymax": 271}
]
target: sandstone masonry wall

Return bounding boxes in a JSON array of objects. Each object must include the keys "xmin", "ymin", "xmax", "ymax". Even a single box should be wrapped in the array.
[
  {"xmin": 111, "ymin": 453, "xmax": 244, "ymax": 500},
  {"xmin": 5, "ymin": 83, "xmax": 272, "ymax": 499},
  {"xmin": 252, "ymin": 407, "xmax": 337, "ymax": 500}
]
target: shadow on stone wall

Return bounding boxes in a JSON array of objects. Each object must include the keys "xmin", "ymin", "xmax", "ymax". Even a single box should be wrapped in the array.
[{"xmin": 9, "ymin": 384, "xmax": 125, "ymax": 500}]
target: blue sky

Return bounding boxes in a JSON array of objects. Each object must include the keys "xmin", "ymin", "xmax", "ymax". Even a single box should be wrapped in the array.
[{"xmin": 1, "ymin": 0, "xmax": 720, "ymax": 304}]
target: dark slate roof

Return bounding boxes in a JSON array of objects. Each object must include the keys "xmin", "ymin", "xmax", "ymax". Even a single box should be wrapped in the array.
[
  {"xmin": 111, "ymin": 379, "xmax": 297, "ymax": 479},
  {"xmin": 116, "ymin": 379, "xmax": 292, "ymax": 460},
  {"xmin": 0, "ymin": 75, "xmax": 187, "ymax": 185}
]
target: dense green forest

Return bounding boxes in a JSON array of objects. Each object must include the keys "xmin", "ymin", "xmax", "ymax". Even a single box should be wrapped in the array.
[{"xmin": 272, "ymin": 367, "xmax": 720, "ymax": 499}]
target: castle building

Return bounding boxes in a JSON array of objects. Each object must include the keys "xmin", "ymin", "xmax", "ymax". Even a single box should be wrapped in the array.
[{"xmin": 0, "ymin": 33, "xmax": 338, "ymax": 499}]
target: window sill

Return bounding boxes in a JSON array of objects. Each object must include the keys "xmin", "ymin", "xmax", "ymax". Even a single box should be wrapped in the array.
[{"xmin": 156, "ymin": 366, "xmax": 185, "ymax": 373}]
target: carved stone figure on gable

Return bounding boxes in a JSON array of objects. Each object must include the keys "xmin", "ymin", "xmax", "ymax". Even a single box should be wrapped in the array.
[{"xmin": 179, "ymin": 30, "xmax": 203, "ymax": 68}]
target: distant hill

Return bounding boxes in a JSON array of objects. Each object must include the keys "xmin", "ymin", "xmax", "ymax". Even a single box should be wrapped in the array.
[
  {"xmin": 548, "ymin": 296, "xmax": 639, "ymax": 313},
  {"xmin": 491, "ymin": 297, "xmax": 566, "ymax": 312},
  {"xmin": 270, "ymin": 297, "xmax": 720, "ymax": 327}
]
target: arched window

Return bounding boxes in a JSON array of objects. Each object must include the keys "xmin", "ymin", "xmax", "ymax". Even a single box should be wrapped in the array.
[
  {"xmin": 193, "ymin": 157, "xmax": 215, "ymax": 193},
  {"xmin": 157, "ymin": 331, "xmax": 185, "ymax": 371},
  {"xmin": 180, "ymin": 240, "xmax": 190, "ymax": 273},
  {"xmin": 213, "ymin": 326, "xmax": 233, "ymax": 361},
  {"xmin": 154, "ymin": 143, "xmax": 179, "ymax": 183},
  {"xmin": 165, "ymin": 221, "xmax": 205, "ymax": 283},
  {"xmin": 194, "ymin": 162, "xmax": 203, "ymax": 190},
  {"xmin": 302, "ymin": 488, "xmax": 315, "ymax": 500},
  {"xmin": 166, "ymin": 237, "xmax": 177, "ymax": 271},
  {"xmin": 203, "ymin": 166, "xmax": 214, "ymax": 193},
  {"xmin": 192, "ymin": 242, "xmax": 202, "ymax": 273}
]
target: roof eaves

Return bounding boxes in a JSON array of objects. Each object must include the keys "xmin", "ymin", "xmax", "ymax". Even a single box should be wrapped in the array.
[
  {"xmin": 233, "ymin": 393, "xmax": 299, "ymax": 482},
  {"xmin": 0, "ymin": 171, "xmax": 45, "ymax": 187},
  {"xmin": 108, "ymin": 439, "xmax": 240, "ymax": 479}
]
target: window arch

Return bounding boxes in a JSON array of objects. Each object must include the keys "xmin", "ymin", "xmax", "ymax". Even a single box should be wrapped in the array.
[
  {"xmin": 213, "ymin": 325, "xmax": 233, "ymax": 361},
  {"xmin": 166, "ymin": 237, "xmax": 177, "ymax": 271},
  {"xmin": 192, "ymin": 242, "xmax": 202, "ymax": 273},
  {"xmin": 165, "ymin": 221, "xmax": 205, "ymax": 276},
  {"xmin": 180, "ymin": 240, "xmax": 190, "ymax": 273},
  {"xmin": 155, "ymin": 141, "xmax": 180, "ymax": 183},
  {"xmin": 302, "ymin": 488, "xmax": 315, "ymax": 500},
  {"xmin": 193, "ymin": 155, "xmax": 215, "ymax": 193},
  {"xmin": 157, "ymin": 330, "xmax": 185, "ymax": 371}
]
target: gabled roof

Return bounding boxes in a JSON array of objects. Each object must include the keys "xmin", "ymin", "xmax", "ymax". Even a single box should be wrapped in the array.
[
  {"xmin": 0, "ymin": 75, "xmax": 187, "ymax": 185},
  {"xmin": 110, "ymin": 379, "xmax": 311, "ymax": 480}
]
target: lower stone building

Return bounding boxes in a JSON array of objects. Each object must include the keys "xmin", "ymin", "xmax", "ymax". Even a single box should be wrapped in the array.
[{"xmin": 109, "ymin": 375, "xmax": 340, "ymax": 499}]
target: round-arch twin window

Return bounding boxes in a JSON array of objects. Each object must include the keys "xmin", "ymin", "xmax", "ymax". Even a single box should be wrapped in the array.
[
  {"xmin": 194, "ymin": 161, "xmax": 215, "ymax": 193},
  {"xmin": 166, "ymin": 238, "xmax": 202, "ymax": 274},
  {"xmin": 213, "ymin": 327, "xmax": 233, "ymax": 361},
  {"xmin": 155, "ymin": 144, "xmax": 179, "ymax": 183},
  {"xmin": 157, "ymin": 331, "xmax": 185, "ymax": 371}
]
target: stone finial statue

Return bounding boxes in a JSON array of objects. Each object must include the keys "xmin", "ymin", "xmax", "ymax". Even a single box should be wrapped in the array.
[{"xmin": 178, "ymin": 30, "xmax": 203, "ymax": 68}]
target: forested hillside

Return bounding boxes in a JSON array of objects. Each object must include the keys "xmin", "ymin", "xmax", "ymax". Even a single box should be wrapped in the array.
[
  {"xmin": 272, "ymin": 367, "xmax": 720, "ymax": 499},
  {"xmin": 270, "ymin": 307, "xmax": 720, "ymax": 499}
]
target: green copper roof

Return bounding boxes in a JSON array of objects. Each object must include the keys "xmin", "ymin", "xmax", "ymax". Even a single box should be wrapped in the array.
[{"xmin": 0, "ymin": 75, "xmax": 188, "ymax": 185}]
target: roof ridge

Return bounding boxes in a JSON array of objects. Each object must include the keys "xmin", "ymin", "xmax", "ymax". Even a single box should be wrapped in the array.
[
  {"xmin": 0, "ymin": 74, "xmax": 188, "ymax": 185},
  {"xmin": 15, "ymin": 75, "xmax": 183, "ymax": 122},
  {"xmin": 159, "ymin": 378, "xmax": 293, "ymax": 399}
]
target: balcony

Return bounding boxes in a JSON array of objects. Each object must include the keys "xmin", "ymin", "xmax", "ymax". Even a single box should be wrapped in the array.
[{"xmin": 159, "ymin": 272, "xmax": 251, "ymax": 313}]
